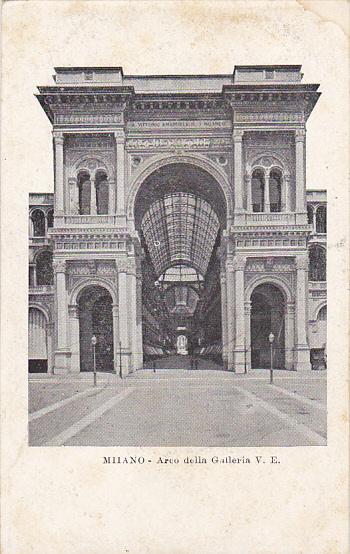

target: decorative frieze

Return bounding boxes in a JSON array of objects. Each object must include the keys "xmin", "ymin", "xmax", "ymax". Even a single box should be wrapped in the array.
[
  {"xmin": 65, "ymin": 136, "xmax": 115, "ymax": 149},
  {"xmin": 235, "ymin": 112, "xmax": 304, "ymax": 123},
  {"xmin": 54, "ymin": 113, "xmax": 123, "ymax": 125},
  {"xmin": 126, "ymin": 137, "xmax": 232, "ymax": 151},
  {"xmin": 246, "ymin": 257, "xmax": 294, "ymax": 273},
  {"xmin": 234, "ymin": 236, "xmax": 307, "ymax": 248},
  {"xmin": 54, "ymin": 240, "xmax": 126, "ymax": 251},
  {"xmin": 68, "ymin": 260, "xmax": 117, "ymax": 276}
]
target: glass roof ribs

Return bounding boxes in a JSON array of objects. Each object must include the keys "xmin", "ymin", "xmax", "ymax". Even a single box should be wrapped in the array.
[{"xmin": 141, "ymin": 192, "xmax": 220, "ymax": 278}]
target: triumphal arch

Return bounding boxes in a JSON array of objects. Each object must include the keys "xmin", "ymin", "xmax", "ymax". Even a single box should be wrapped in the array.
[{"xmin": 31, "ymin": 65, "xmax": 324, "ymax": 374}]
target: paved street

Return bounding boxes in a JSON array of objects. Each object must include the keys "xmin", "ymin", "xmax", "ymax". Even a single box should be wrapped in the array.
[{"xmin": 29, "ymin": 360, "xmax": 327, "ymax": 447}]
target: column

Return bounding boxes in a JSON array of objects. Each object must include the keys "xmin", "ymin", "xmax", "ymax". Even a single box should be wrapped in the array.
[
  {"xmin": 53, "ymin": 260, "xmax": 70, "ymax": 373},
  {"xmin": 108, "ymin": 179, "xmax": 116, "ymax": 215},
  {"xmin": 53, "ymin": 133, "xmax": 64, "ymax": 216},
  {"xmin": 244, "ymin": 300, "xmax": 252, "ymax": 371},
  {"xmin": 233, "ymin": 256, "xmax": 246, "ymax": 373},
  {"xmin": 220, "ymin": 271, "xmax": 228, "ymax": 366},
  {"xmin": 284, "ymin": 174, "xmax": 291, "ymax": 212},
  {"xmin": 115, "ymin": 130, "xmax": 125, "ymax": 214},
  {"xmin": 69, "ymin": 305, "xmax": 80, "ymax": 373},
  {"xmin": 128, "ymin": 271, "xmax": 138, "ymax": 373},
  {"xmin": 295, "ymin": 129, "xmax": 306, "ymax": 214},
  {"xmin": 245, "ymin": 172, "xmax": 252, "ymax": 212},
  {"xmin": 233, "ymin": 130, "xmax": 244, "ymax": 214},
  {"xmin": 90, "ymin": 178, "xmax": 97, "ymax": 214},
  {"xmin": 112, "ymin": 304, "xmax": 120, "ymax": 373},
  {"xmin": 226, "ymin": 259, "xmax": 235, "ymax": 371},
  {"xmin": 135, "ymin": 272, "xmax": 143, "ymax": 370},
  {"xmin": 295, "ymin": 256, "xmax": 311, "ymax": 370},
  {"xmin": 285, "ymin": 302, "xmax": 295, "ymax": 370},
  {"xmin": 46, "ymin": 323, "xmax": 54, "ymax": 374},
  {"xmin": 264, "ymin": 169, "xmax": 270, "ymax": 212},
  {"xmin": 68, "ymin": 177, "xmax": 78, "ymax": 214},
  {"xmin": 118, "ymin": 270, "xmax": 130, "ymax": 375}
]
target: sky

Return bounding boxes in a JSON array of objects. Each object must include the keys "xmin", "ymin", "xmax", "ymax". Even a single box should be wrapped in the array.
[{"xmin": 2, "ymin": 1, "xmax": 349, "ymax": 195}]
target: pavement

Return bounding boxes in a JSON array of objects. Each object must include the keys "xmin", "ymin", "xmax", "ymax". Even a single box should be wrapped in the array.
[{"xmin": 28, "ymin": 358, "xmax": 327, "ymax": 447}]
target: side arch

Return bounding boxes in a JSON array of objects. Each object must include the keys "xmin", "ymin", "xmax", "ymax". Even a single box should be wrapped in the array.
[
  {"xmin": 70, "ymin": 277, "xmax": 118, "ymax": 306},
  {"xmin": 313, "ymin": 300, "xmax": 327, "ymax": 321},
  {"xmin": 126, "ymin": 153, "xmax": 233, "ymax": 225},
  {"xmin": 245, "ymin": 275, "xmax": 293, "ymax": 304}
]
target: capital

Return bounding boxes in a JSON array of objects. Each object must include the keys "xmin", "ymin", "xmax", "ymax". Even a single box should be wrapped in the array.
[
  {"xmin": 244, "ymin": 173, "xmax": 251, "ymax": 183},
  {"xmin": 233, "ymin": 255, "xmax": 246, "ymax": 271},
  {"xmin": 53, "ymin": 259, "xmax": 66, "ymax": 273},
  {"xmin": 295, "ymin": 256, "xmax": 308, "ymax": 271},
  {"xmin": 295, "ymin": 129, "xmax": 306, "ymax": 143},
  {"xmin": 114, "ymin": 129, "xmax": 125, "ymax": 144},
  {"xmin": 68, "ymin": 305, "xmax": 79, "ymax": 318},
  {"xmin": 53, "ymin": 132, "xmax": 64, "ymax": 145},
  {"xmin": 233, "ymin": 130, "xmax": 244, "ymax": 143}
]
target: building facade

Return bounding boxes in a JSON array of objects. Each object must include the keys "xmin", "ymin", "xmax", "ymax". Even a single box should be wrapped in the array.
[{"xmin": 28, "ymin": 65, "xmax": 327, "ymax": 374}]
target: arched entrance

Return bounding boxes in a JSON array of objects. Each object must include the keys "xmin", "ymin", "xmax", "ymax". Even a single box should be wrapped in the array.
[
  {"xmin": 133, "ymin": 162, "xmax": 228, "ymax": 368},
  {"xmin": 28, "ymin": 307, "xmax": 48, "ymax": 372},
  {"xmin": 250, "ymin": 283, "xmax": 285, "ymax": 369},
  {"xmin": 78, "ymin": 285, "xmax": 114, "ymax": 372}
]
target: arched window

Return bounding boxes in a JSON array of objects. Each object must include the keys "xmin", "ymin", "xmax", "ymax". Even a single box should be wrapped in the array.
[
  {"xmin": 78, "ymin": 171, "xmax": 91, "ymax": 215},
  {"xmin": 309, "ymin": 245, "xmax": 326, "ymax": 281},
  {"xmin": 47, "ymin": 209, "xmax": 54, "ymax": 228},
  {"xmin": 95, "ymin": 170, "xmax": 109, "ymax": 215},
  {"xmin": 317, "ymin": 305, "xmax": 327, "ymax": 321},
  {"xmin": 316, "ymin": 206, "xmax": 327, "ymax": 234},
  {"xmin": 307, "ymin": 205, "xmax": 314, "ymax": 226},
  {"xmin": 251, "ymin": 170, "xmax": 265, "ymax": 213},
  {"xmin": 36, "ymin": 250, "xmax": 53, "ymax": 285},
  {"xmin": 269, "ymin": 169, "xmax": 282, "ymax": 212},
  {"xmin": 31, "ymin": 209, "xmax": 46, "ymax": 237}
]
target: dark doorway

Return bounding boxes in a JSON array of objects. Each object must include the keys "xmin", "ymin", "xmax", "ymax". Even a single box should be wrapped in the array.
[
  {"xmin": 78, "ymin": 285, "xmax": 114, "ymax": 372},
  {"xmin": 251, "ymin": 283, "xmax": 285, "ymax": 368}
]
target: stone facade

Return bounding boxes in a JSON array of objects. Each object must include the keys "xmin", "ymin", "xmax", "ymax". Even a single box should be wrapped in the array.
[{"xmin": 29, "ymin": 65, "xmax": 326, "ymax": 374}]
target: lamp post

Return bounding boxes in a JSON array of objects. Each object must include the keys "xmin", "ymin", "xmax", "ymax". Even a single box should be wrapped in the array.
[
  {"xmin": 91, "ymin": 335, "xmax": 97, "ymax": 386},
  {"xmin": 119, "ymin": 340, "xmax": 123, "ymax": 379},
  {"xmin": 269, "ymin": 332, "xmax": 275, "ymax": 384}
]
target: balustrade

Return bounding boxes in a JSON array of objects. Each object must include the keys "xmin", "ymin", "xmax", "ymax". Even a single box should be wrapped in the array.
[{"xmin": 237, "ymin": 212, "xmax": 298, "ymax": 225}]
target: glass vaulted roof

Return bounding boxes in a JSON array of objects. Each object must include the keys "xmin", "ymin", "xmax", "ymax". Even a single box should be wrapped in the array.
[{"xmin": 141, "ymin": 192, "xmax": 220, "ymax": 278}]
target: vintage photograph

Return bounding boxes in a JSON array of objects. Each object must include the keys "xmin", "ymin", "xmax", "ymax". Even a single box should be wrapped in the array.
[{"xmin": 28, "ymin": 64, "xmax": 327, "ymax": 447}]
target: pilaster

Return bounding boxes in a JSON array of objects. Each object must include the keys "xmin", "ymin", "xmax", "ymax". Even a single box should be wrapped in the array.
[
  {"xmin": 53, "ymin": 132, "xmax": 64, "ymax": 220},
  {"xmin": 226, "ymin": 257, "xmax": 235, "ymax": 371},
  {"xmin": 233, "ymin": 255, "xmax": 246, "ymax": 373},
  {"xmin": 68, "ymin": 305, "xmax": 80, "ymax": 373},
  {"xmin": 233, "ymin": 130, "xmax": 244, "ymax": 217},
  {"xmin": 295, "ymin": 129, "xmax": 307, "ymax": 222},
  {"xmin": 295, "ymin": 255, "xmax": 311, "ymax": 370},
  {"xmin": 244, "ymin": 300, "xmax": 252, "ymax": 371},
  {"xmin": 53, "ymin": 259, "xmax": 70, "ymax": 374},
  {"xmin": 115, "ymin": 130, "xmax": 126, "ymax": 215},
  {"xmin": 220, "ymin": 270, "xmax": 228, "ymax": 365}
]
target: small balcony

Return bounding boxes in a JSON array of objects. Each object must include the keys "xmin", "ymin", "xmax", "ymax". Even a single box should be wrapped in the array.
[
  {"xmin": 29, "ymin": 285, "xmax": 54, "ymax": 295},
  {"xmin": 29, "ymin": 236, "xmax": 50, "ymax": 246},
  {"xmin": 232, "ymin": 212, "xmax": 308, "ymax": 227},
  {"xmin": 309, "ymin": 281, "xmax": 327, "ymax": 291},
  {"xmin": 52, "ymin": 214, "xmax": 128, "ymax": 229}
]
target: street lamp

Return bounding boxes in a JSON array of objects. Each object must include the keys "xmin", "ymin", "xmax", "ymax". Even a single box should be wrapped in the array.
[
  {"xmin": 91, "ymin": 335, "xmax": 97, "ymax": 386},
  {"xmin": 269, "ymin": 332, "xmax": 275, "ymax": 384}
]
